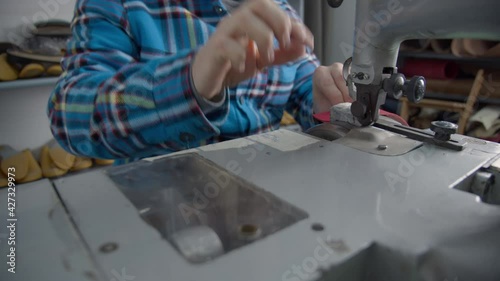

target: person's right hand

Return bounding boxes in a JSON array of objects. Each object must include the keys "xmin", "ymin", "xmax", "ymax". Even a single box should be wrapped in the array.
[{"xmin": 192, "ymin": 0, "xmax": 314, "ymax": 101}]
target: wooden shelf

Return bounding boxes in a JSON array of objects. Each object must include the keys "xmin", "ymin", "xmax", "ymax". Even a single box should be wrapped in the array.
[
  {"xmin": 399, "ymin": 69, "xmax": 487, "ymax": 134},
  {"xmin": 426, "ymin": 78, "xmax": 500, "ymax": 97},
  {"xmin": 0, "ymin": 77, "xmax": 59, "ymax": 91},
  {"xmin": 424, "ymin": 92, "xmax": 500, "ymax": 106}
]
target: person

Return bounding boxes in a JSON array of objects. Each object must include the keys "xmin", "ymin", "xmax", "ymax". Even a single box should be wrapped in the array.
[{"xmin": 47, "ymin": 0, "xmax": 351, "ymax": 164}]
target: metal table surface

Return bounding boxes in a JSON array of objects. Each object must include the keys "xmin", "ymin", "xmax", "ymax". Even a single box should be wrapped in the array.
[{"xmin": 1, "ymin": 129, "xmax": 500, "ymax": 281}]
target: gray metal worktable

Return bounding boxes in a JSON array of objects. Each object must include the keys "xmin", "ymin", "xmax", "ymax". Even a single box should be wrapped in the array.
[{"xmin": 1, "ymin": 129, "xmax": 500, "ymax": 281}]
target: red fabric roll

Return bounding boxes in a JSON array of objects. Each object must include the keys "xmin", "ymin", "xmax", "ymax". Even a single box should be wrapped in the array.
[{"xmin": 400, "ymin": 59, "xmax": 459, "ymax": 80}]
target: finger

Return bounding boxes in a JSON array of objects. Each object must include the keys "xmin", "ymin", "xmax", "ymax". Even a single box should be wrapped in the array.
[
  {"xmin": 220, "ymin": 37, "xmax": 248, "ymax": 73},
  {"xmin": 314, "ymin": 66, "xmax": 345, "ymax": 106},
  {"xmin": 272, "ymin": 31, "xmax": 311, "ymax": 66},
  {"xmin": 247, "ymin": 0, "xmax": 292, "ymax": 49},
  {"xmin": 290, "ymin": 21, "xmax": 314, "ymax": 50},
  {"xmin": 247, "ymin": 41, "xmax": 262, "ymax": 74},
  {"xmin": 303, "ymin": 24, "xmax": 315, "ymax": 50},
  {"xmin": 329, "ymin": 63, "xmax": 351, "ymax": 102},
  {"xmin": 222, "ymin": 11, "xmax": 275, "ymax": 65},
  {"xmin": 272, "ymin": 42, "xmax": 305, "ymax": 65}
]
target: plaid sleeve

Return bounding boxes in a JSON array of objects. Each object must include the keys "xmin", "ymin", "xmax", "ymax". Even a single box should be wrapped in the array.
[
  {"xmin": 47, "ymin": 0, "xmax": 229, "ymax": 160},
  {"xmin": 286, "ymin": 51, "xmax": 320, "ymax": 130},
  {"xmin": 279, "ymin": 0, "xmax": 321, "ymax": 130}
]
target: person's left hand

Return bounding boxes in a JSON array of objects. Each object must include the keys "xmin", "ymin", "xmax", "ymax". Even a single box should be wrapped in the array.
[{"xmin": 312, "ymin": 62, "xmax": 352, "ymax": 114}]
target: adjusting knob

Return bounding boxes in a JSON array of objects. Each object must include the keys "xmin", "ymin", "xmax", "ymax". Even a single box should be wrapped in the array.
[
  {"xmin": 430, "ymin": 121, "xmax": 458, "ymax": 141},
  {"xmin": 405, "ymin": 76, "xmax": 426, "ymax": 103}
]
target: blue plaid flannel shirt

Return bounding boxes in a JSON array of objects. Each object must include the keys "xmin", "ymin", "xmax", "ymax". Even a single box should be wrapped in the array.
[{"xmin": 47, "ymin": 0, "xmax": 320, "ymax": 163}]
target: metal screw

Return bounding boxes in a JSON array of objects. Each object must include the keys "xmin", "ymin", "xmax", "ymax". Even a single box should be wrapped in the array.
[
  {"xmin": 355, "ymin": 72, "xmax": 370, "ymax": 80},
  {"xmin": 377, "ymin": 144, "xmax": 388, "ymax": 151},
  {"xmin": 99, "ymin": 242, "xmax": 118, "ymax": 254},
  {"xmin": 238, "ymin": 224, "xmax": 262, "ymax": 241},
  {"xmin": 311, "ymin": 223, "xmax": 325, "ymax": 232}
]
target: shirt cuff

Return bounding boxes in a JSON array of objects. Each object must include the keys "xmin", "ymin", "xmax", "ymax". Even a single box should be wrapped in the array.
[{"xmin": 190, "ymin": 68, "xmax": 227, "ymax": 114}]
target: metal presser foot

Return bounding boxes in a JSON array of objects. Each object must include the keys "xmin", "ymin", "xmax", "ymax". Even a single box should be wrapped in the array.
[{"xmin": 307, "ymin": 103, "xmax": 467, "ymax": 153}]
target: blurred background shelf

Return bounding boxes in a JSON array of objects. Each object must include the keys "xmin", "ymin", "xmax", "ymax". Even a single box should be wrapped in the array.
[
  {"xmin": 0, "ymin": 77, "xmax": 58, "ymax": 91},
  {"xmin": 399, "ymin": 51, "xmax": 500, "ymax": 69}
]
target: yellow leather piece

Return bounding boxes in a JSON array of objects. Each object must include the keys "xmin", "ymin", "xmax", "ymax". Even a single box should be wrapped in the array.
[
  {"xmin": 0, "ymin": 171, "xmax": 8, "ymax": 188},
  {"xmin": 18, "ymin": 150, "xmax": 42, "ymax": 184},
  {"xmin": 0, "ymin": 53, "xmax": 18, "ymax": 81},
  {"xmin": 46, "ymin": 64, "xmax": 62, "ymax": 76},
  {"xmin": 1, "ymin": 151, "xmax": 28, "ymax": 181},
  {"xmin": 71, "ymin": 157, "xmax": 93, "ymax": 172},
  {"xmin": 19, "ymin": 63, "xmax": 45, "ymax": 79},
  {"xmin": 94, "ymin": 159, "xmax": 115, "ymax": 166},
  {"xmin": 41, "ymin": 146, "xmax": 67, "ymax": 178},
  {"xmin": 49, "ymin": 146, "xmax": 76, "ymax": 171}
]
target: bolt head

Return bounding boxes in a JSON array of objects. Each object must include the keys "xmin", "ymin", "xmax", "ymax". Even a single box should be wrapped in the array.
[
  {"xmin": 430, "ymin": 121, "xmax": 458, "ymax": 141},
  {"xmin": 431, "ymin": 121, "xmax": 458, "ymax": 135},
  {"xmin": 377, "ymin": 144, "xmax": 388, "ymax": 151}
]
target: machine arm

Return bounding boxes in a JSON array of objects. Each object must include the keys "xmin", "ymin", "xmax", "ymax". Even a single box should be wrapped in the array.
[{"xmin": 330, "ymin": 0, "xmax": 500, "ymax": 126}]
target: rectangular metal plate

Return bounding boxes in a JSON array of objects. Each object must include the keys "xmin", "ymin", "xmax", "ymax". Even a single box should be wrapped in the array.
[
  {"xmin": 334, "ymin": 126, "xmax": 422, "ymax": 156},
  {"xmin": 0, "ymin": 180, "xmax": 102, "ymax": 281},
  {"xmin": 106, "ymin": 153, "xmax": 308, "ymax": 263},
  {"xmin": 48, "ymin": 130, "xmax": 500, "ymax": 281}
]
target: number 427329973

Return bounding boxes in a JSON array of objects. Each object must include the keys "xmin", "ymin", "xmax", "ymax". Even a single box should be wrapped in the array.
[{"xmin": 7, "ymin": 167, "xmax": 16, "ymax": 215}]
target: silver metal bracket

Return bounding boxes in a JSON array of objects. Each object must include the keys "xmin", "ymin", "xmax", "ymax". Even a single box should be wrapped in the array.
[
  {"xmin": 374, "ymin": 120, "xmax": 467, "ymax": 151},
  {"xmin": 330, "ymin": 103, "xmax": 466, "ymax": 151}
]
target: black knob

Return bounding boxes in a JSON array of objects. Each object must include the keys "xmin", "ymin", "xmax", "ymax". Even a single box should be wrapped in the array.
[
  {"xmin": 327, "ymin": 0, "xmax": 343, "ymax": 8},
  {"xmin": 351, "ymin": 101, "xmax": 367, "ymax": 119},
  {"xmin": 405, "ymin": 76, "xmax": 426, "ymax": 103},
  {"xmin": 430, "ymin": 121, "xmax": 458, "ymax": 141}
]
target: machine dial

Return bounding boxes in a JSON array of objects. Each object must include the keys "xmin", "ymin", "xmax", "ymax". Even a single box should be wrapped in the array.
[{"xmin": 405, "ymin": 76, "xmax": 426, "ymax": 103}]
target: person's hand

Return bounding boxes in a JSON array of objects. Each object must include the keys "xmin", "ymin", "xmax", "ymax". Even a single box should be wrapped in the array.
[
  {"xmin": 312, "ymin": 63, "xmax": 352, "ymax": 114},
  {"xmin": 192, "ymin": 0, "xmax": 314, "ymax": 100}
]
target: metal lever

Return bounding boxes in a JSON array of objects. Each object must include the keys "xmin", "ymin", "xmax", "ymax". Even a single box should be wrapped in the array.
[{"xmin": 374, "ymin": 119, "xmax": 466, "ymax": 151}]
